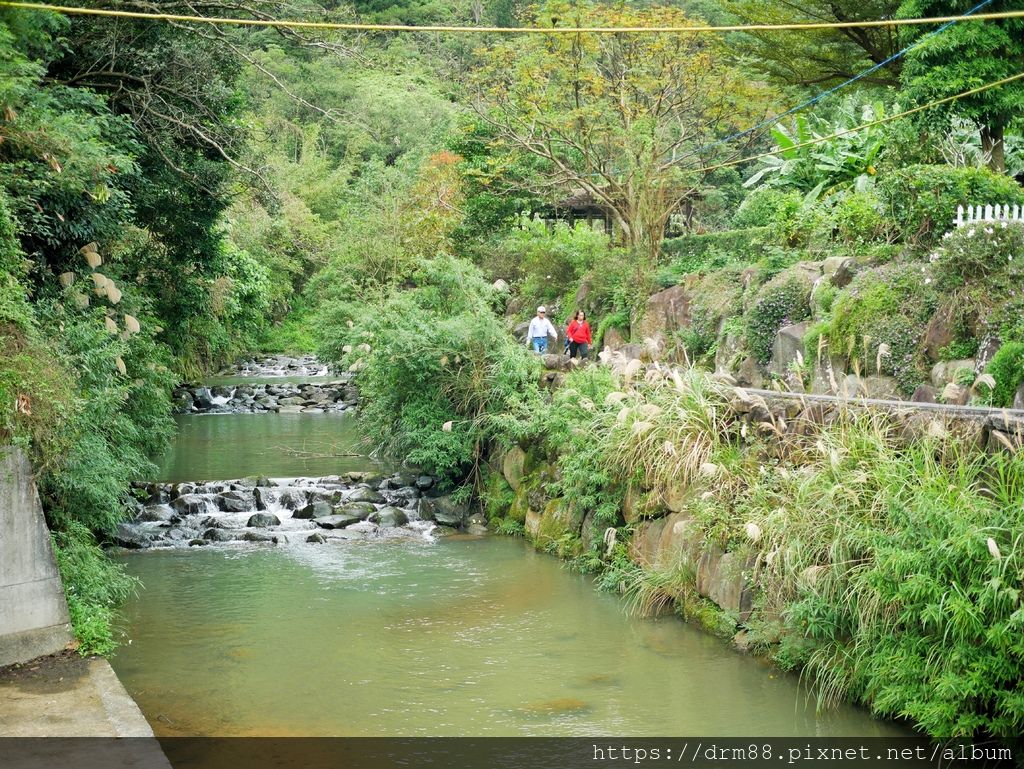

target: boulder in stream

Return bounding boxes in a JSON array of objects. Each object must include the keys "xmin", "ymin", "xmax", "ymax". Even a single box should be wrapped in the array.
[
  {"xmin": 418, "ymin": 495, "xmax": 469, "ymax": 527},
  {"xmin": 371, "ymin": 506, "xmax": 409, "ymax": 528},
  {"xmin": 313, "ymin": 513, "xmax": 362, "ymax": 530},
  {"xmin": 347, "ymin": 487, "xmax": 384, "ymax": 504},
  {"xmin": 335, "ymin": 501, "xmax": 376, "ymax": 520},
  {"xmin": 202, "ymin": 528, "xmax": 235, "ymax": 542},
  {"xmin": 242, "ymin": 531, "xmax": 278, "ymax": 543},
  {"xmin": 173, "ymin": 494, "xmax": 212, "ymax": 516},
  {"xmin": 247, "ymin": 512, "xmax": 281, "ymax": 528},
  {"xmin": 218, "ymin": 490, "xmax": 255, "ymax": 512},
  {"xmin": 294, "ymin": 500, "xmax": 333, "ymax": 520},
  {"xmin": 113, "ymin": 523, "xmax": 152, "ymax": 549}
]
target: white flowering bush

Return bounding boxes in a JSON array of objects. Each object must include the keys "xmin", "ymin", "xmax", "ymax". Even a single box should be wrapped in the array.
[{"xmin": 931, "ymin": 221, "xmax": 1024, "ymax": 289}]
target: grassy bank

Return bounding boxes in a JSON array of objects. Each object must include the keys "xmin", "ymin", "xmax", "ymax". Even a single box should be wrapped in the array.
[{"xmin": 479, "ymin": 365, "xmax": 1024, "ymax": 742}]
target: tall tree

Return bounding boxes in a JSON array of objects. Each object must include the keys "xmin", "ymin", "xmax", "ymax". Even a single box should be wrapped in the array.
[
  {"xmin": 898, "ymin": 0, "xmax": 1024, "ymax": 173},
  {"xmin": 471, "ymin": 0, "xmax": 769, "ymax": 267},
  {"xmin": 721, "ymin": 0, "xmax": 903, "ymax": 88}
]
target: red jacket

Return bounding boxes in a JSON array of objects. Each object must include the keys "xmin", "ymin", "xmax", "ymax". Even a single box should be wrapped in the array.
[{"xmin": 567, "ymin": 320, "xmax": 592, "ymax": 344}]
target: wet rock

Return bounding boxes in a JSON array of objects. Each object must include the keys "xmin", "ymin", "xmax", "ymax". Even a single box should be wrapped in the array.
[
  {"xmin": 171, "ymin": 482, "xmax": 196, "ymax": 497},
  {"xmin": 309, "ymin": 488, "xmax": 343, "ymax": 505},
  {"xmin": 113, "ymin": 523, "xmax": 152, "ymax": 549},
  {"xmin": 371, "ymin": 506, "xmax": 409, "ymax": 528},
  {"xmin": 253, "ymin": 487, "xmax": 275, "ymax": 510},
  {"xmin": 255, "ymin": 476, "xmax": 274, "ymax": 487},
  {"xmin": 313, "ymin": 513, "xmax": 362, "ymax": 529},
  {"xmin": 242, "ymin": 531, "xmax": 278, "ymax": 543},
  {"xmin": 389, "ymin": 486, "xmax": 420, "ymax": 503},
  {"xmin": 294, "ymin": 500, "xmax": 333, "ymax": 520},
  {"xmin": 137, "ymin": 504, "xmax": 175, "ymax": 523},
  {"xmin": 247, "ymin": 512, "xmax": 281, "ymax": 528},
  {"xmin": 306, "ymin": 532, "xmax": 327, "ymax": 544},
  {"xmin": 188, "ymin": 539, "xmax": 209, "ymax": 547},
  {"xmin": 347, "ymin": 487, "xmax": 384, "ymax": 504},
  {"xmin": 217, "ymin": 490, "xmax": 255, "ymax": 512},
  {"xmin": 335, "ymin": 501, "xmax": 376, "ymax": 520},
  {"xmin": 277, "ymin": 488, "xmax": 308, "ymax": 510},
  {"xmin": 173, "ymin": 494, "xmax": 212, "ymax": 516},
  {"xmin": 172, "ymin": 389, "xmax": 194, "ymax": 413},
  {"xmin": 415, "ymin": 475, "xmax": 434, "ymax": 491},
  {"xmin": 418, "ymin": 495, "xmax": 468, "ymax": 527},
  {"xmin": 202, "ymin": 528, "xmax": 234, "ymax": 542},
  {"xmin": 192, "ymin": 388, "xmax": 216, "ymax": 410}
]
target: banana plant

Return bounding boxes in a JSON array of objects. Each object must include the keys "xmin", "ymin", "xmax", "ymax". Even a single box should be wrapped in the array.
[{"xmin": 744, "ymin": 101, "xmax": 890, "ymax": 193}]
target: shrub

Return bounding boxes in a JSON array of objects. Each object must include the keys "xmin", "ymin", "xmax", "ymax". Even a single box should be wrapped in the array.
[
  {"xmin": 733, "ymin": 188, "xmax": 802, "ymax": 230},
  {"xmin": 831, "ymin": 189, "xmax": 892, "ymax": 244},
  {"xmin": 823, "ymin": 264, "xmax": 938, "ymax": 394},
  {"xmin": 660, "ymin": 227, "xmax": 770, "ymax": 278},
  {"xmin": 500, "ymin": 217, "xmax": 610, "ymax": 303},
  {"xmin": 320, "ymin": 255, "xmax": 540, "ymax": 487},
  {"xmin": 985, "ymin": 342, "xmax": 1024, "ymax": 408},
  {"xmin": 745, "ymin": 268, "xmax": 813, "ymax": 363},
  {"xmin": 930, "ymin": 221, "xmax": 1024, "ymax": 291},
  {"xmin": 877, "ymin": 165, "xmax": 1024, "ymax": 246}
]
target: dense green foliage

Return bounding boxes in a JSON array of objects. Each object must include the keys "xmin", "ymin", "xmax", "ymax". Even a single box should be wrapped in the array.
[
  {"xmin": 323, "ymin": 256, "xmax": 540, "ymax": 485},
  {"xmin": 3, "ymin": 0, "xmax": 1024, "ymax": 747},
  {"xmin": 499, "ymin": 365, "xmax": 1024, "ymax": 740}
]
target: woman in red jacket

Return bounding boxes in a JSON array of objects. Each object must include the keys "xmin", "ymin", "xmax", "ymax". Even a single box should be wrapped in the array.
[{"xmin": 566, "ymin": 310, "xmax": 593, "ymax": 359}]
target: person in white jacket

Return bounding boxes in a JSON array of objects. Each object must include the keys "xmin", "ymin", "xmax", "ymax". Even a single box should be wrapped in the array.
[{"xmin": 527, "ymin": 306, "xmax": 558, "ymax": 354}]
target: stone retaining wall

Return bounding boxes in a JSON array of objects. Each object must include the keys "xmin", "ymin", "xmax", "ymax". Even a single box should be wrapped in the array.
[{"xmin": 492, "ymin": 378, "xmax": 1024, "ymax": 629}]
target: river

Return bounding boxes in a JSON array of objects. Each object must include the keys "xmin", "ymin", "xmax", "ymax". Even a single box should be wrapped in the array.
[{"xmin": 108, "ymin": 363, "xmax": 908, "ymax": 737}]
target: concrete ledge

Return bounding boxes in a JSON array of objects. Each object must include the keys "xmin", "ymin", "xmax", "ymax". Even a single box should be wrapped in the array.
[{"xmin": 0, "ymin": 653, "xmax": 154, "ymax": 737}]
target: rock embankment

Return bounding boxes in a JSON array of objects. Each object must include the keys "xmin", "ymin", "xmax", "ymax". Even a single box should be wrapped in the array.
[
  {"xmin": 116, "ymin": 473, "xmax": 484, "ymax": 549},
  {"xmin": 172, "ymin": 379, "xmax": 358, "ymax": 414}
]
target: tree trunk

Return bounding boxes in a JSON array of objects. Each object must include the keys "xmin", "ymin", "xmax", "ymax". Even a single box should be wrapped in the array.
[{"xmin": 981, "ymin": 124, "xmax": 1006, "ymax": 174}]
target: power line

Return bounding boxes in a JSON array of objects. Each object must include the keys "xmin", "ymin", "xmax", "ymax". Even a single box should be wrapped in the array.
[
  {"xmin": 1, "ymin": 1, "xmax": 1024, "ymax": 34},
  {"xmin": 701, "ymin": 70, "xmax": 1024, "ymax": 175}
]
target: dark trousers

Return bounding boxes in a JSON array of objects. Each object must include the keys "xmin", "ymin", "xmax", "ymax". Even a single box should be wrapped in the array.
[{"xmin": 568, "ymin": 341, "xmax": 589, "ymax": 359}]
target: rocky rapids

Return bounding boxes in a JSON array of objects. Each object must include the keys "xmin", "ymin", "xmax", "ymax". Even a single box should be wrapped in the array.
[
  {"xmin": 216, "ymin": 354, "xmax": 332, "ymax": 378},
  {"xmin": 172, "ymin": 377, "xmax": 358, "ymax": 415},
  {"xmin": 116, "ymin": 472, "xmax": 488, "ymax": 550}
]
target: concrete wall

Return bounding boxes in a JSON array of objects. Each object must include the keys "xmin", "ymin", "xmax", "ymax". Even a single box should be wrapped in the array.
[{"xmin": 0, "ymin": 446, "xmax": 73, "ymax": 666}]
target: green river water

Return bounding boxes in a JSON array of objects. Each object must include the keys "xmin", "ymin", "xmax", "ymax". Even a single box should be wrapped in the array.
[{"xmin": 110, "ymin": 401, "xmax": 908, "ymax": 737}]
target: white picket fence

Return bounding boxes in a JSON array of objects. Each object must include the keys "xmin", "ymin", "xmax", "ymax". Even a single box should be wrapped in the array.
[{"xmin": 954, "ymin": 203, "xmax": 1023, "ymax": 227}]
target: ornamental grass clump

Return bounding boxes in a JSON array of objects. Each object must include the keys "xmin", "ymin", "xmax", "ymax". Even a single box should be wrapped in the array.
[
  {"xmin": 727, "ymin": 408, "xmax": 1024, "ymax": 739},
  {"xmin": 602, "ymin": 365, "xmax": 734, "ymax": 496}
]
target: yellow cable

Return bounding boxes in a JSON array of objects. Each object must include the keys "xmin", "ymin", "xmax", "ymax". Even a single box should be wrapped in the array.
[
  {"xmin": 1, "ymin": 0, "xmax": 1024, "ymax": 34},
  {"xmin": 702, "ymin": 70, "xmax": 1024, "ymax": 174}
]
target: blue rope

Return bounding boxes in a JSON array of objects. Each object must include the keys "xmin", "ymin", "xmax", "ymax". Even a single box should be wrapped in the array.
[{"xmin": 696, "ymin": 0, "xmax": 995, "ymax": 161}]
